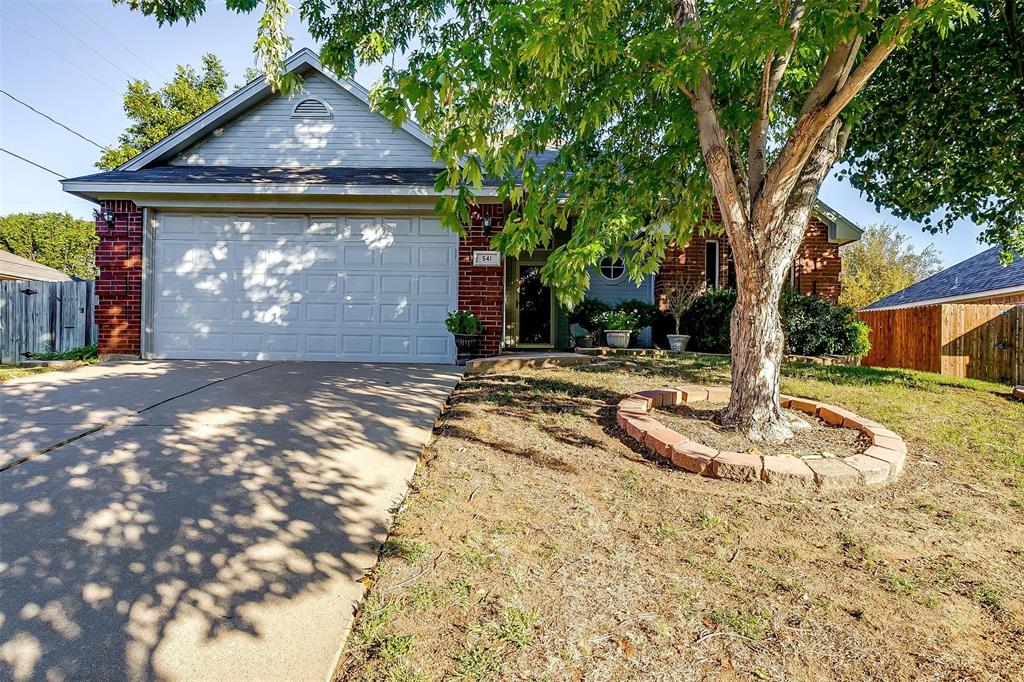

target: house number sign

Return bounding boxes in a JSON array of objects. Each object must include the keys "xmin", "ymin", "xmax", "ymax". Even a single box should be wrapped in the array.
[{"xmin": 473, "ymin": 250, "xmax": 501, "ymax": 266}]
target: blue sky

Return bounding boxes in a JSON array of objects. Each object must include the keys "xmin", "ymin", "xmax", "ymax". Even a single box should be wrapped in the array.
[{"xmin": 0, "ymin": 0, "xmax": 988, "ymax": 266}]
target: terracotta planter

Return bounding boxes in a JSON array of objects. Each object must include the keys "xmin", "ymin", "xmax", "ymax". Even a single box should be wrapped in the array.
[
  {"xmin": 667, "ymin": 334, "xmax": 690, "ymax": 353},
  {"xmin": 604, "ymin": 330, "xmax": 631, "ymax": 349}
]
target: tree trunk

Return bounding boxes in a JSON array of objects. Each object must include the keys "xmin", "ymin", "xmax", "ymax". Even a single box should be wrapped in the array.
[{"xmin": 719, "ymin": 211, "xmax": 807, "ymax": 443}]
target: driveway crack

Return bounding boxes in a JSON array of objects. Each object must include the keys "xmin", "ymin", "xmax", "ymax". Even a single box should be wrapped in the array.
[{"xmin": 0, "ymin": 362, "xmax": 284, "ymax": 473}]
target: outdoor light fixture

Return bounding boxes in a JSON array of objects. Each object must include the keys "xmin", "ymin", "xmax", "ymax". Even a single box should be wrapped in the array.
[
  {"xmin": 94, "ymin": 208, "xmax": 115, "ymax": 228},
  {"xmin": 481, "ymin": 215, "xmax": 493, "ymax": 232}
]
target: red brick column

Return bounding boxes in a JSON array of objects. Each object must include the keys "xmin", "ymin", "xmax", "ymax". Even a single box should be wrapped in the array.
[
  {"xmin": 458, "ymin": 203, "xmax": 505, "ymax": 357},
  {"xmin": 794, "ymin": 217, "xmax": 842, "ymax": 300},
  {"xmin": 94, "ymin": 200, "xmax": 143, "ymax": 356}
]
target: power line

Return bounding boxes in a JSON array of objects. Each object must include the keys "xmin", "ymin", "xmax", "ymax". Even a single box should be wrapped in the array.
[
  {"xmin": 0, "ymin": 89, "xmax": 106, "ymax": 150},
  {"xmin": 25, "ymin": 0, "xmax": 139, "ymax": 82},
  {"xmin": 69, "ymin": 0, "xmax": 167, "ymax": 81},
  {"xmin": 0, "ymin": 148, "xmax": 67, "ymax": 179},
  {"xmin": 0, "ymin": 12, "xmax": 121, "ymax": 95}
]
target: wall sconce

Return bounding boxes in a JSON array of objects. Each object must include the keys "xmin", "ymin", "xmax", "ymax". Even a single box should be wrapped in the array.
[
  {"xmin": 481, "ymin": 215, "xmax": 493, "ymax": 233},
  {"xmin": 94, "ymin": 208, "xmax": 115, "ymax": 228}
]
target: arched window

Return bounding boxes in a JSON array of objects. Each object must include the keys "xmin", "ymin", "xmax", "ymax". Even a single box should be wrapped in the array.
[
  {"xmin": 291, "ymin": 98, "xmax": 333, "ymax": 119},
  {"xmin": 599, "ymin": 257, "xmax": 626, "ymax": 281}
]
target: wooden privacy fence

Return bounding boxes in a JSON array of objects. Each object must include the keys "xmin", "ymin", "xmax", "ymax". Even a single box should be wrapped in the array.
[
  {"xmin": 859, "ymin": 303, "xmax": 1024, "ymax": 385},
  {"xmin": 0, "ymin": 280, "xmax": 96, "ymax": 364}
]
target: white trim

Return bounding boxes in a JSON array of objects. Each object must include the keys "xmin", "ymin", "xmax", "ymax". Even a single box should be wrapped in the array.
[
  {"xmin": 63, "ymin": 181, "xmax": 498, "ymax": 198},
  {"xmin": 598, "ymin": 256, "xmax": 627, "ymax": 282},
  {"xmin": 705, "ymin": 239, "xmax": 720, "ymax": 289},
  {"xmin": 141, "ymin": 207, "xmax": 155, "ymax": 359},
  {"xmin": 118, "ymin": 48, "xmax": 434, "ymax": 171},
  {"xmin": 864, "ymin": 285, "xmax": 1024, "ymax": 311}
]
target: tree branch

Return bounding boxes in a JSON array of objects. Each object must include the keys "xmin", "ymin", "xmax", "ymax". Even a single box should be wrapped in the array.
[
  {"xmin": 673, "ymin": 0, "xmax": 749, "ymax": 228},
  {"xmin": 764, "ymin": 3, "xmax": 930, "ymax": 211},
  {"xmin": 748, "ymin": 0, "xmax": 806, "ymax": 199}
]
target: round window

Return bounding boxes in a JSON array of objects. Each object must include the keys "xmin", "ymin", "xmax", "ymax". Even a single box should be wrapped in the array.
[{"xmin": 599, "ymin": 257, "xmax": 626, "ymax": 281}]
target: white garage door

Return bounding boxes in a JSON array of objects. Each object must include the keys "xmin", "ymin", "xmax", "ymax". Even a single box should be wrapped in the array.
[{"xmin": 152, "ymin": 212, "xmax": 457, "ymax": 362}]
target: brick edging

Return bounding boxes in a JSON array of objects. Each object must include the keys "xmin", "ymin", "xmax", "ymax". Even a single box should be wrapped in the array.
[{"xmin": 615, "ymin": 386, "xmax": 907, "ymax": 489}]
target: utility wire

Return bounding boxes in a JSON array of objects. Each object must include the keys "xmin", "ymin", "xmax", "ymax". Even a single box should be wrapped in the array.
[
  {"xmin": 0, "ymin": 89, "xmax": 106, "ymax": 150},
  {"xmin": 0, "ymin": 148, "xmax": 67, "ymax": 179},
  {"xmin": 69, "ymin": 0, "xmax": 167, "ymax": 81},
  {"xmin": 25, "ymin": 0, "xmax": 139, "ymax": 82},
  {"xmin": 0, "ymin": 12, "xmax": 121, "ymax": 95}
]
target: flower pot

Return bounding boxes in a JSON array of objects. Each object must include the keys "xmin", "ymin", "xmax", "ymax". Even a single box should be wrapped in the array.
[
  {"xmin": 575, "ymin": 334, "xmax": 594, "ymax": 348},
  {"xmin": 604, "ymin": 330, "xmax": 632, "ymax": 349},
  {"xmin": 452, "ymin": 333, "xmax": 485, "ymax": 364},
  {"xmin": 667, "ymin": 334, "xmax": 690, "ymax": 353}
]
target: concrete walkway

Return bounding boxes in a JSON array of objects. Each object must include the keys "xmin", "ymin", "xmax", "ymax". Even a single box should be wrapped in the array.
[{"xmin": 0, "ymin": 361, "xmax": 462, "ymax": 682}]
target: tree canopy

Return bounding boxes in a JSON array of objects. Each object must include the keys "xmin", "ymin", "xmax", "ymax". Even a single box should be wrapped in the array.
[
  {"xmin": 839, "ymin": 224, "xmax": 944, "ymax": 309},
  {"xmin": 119, "ymin": 0, "xmax": 975, "ymax": 301},
  {"xmin": 0, "ymin": 212, "xmax": 98, "ymax": 279},
  {"xmin": 844, "ymin": 0, "xmax": 1023, "ymax": 261},
  {"xmin": 97, "ymin": 53, "xmax": 228, "ymax": 170}
]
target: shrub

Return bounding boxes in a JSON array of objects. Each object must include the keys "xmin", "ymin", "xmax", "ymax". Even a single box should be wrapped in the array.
[
  {"xmin": 780, "ymin": 289, "xmax": 871, "ymax": 357},
  {"xmin": 597, "ymin": 310, "xmax": 640, "ymax": 331},
  {"xmin": 676, "ymin": 288, "xmax": 871, "ymax": 357},
  {"xmin": 569, "ymin": 298, "xmax": 611, "ymax": 333},
  {"xmin": 680, "ymin": 288, "xmax": 736, "ymax": 353},
  {"xmin": 613, "ymin": 299, "xmax": 664, "ymax": 330},
  {"xmin": 29, "ymin": 344, "xmax": 98, "ymax": 361},
  {"xmin": 445, "ymin": 310, "xmax": 483, "ymax": 335}
]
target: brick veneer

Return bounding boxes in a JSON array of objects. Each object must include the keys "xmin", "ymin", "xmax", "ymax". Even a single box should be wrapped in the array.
[
  {"xmin": 94, "ymin": 200, "xmax": 143, "ymax": 356},
  {"xmin": 458, "ymin": 203, "xmax": 506, "ymax": 357},
  {"xmin": 656, "ymin": 215, "xmax": 842, "ymax": 301}
]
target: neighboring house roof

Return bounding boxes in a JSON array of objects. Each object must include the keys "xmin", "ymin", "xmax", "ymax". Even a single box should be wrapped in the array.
[
  {"xmin": 863, "ymin": 246, "xmax": 1024, "ymax": 310},
  {"xmin": 0, "ymin": 249, "xmax": 71, "ymax": 282}
]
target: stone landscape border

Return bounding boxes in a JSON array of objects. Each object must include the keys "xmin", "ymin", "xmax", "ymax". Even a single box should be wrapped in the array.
[{"xmin": 616, "ymin": 385, "xmax": 907, "ymax": 489}]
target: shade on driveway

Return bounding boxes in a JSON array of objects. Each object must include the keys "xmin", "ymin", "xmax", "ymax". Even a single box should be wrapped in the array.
[{"xmin": 0, "ymin": 361, "xmax": 461, "ymax": 681}]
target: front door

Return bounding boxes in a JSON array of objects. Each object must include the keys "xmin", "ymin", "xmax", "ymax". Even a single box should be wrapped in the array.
[{"xmin": 517, "ymin": 264, "xmax": 553, "ymax": 346}]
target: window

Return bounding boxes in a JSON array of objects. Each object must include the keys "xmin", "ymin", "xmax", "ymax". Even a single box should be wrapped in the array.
[
  {"xmin": 291, "ymin": 98, "xmax": 333, "ymax": 119},
  {"xmin": 704, "ymin": 241, "xmax": 720, "ymax": 289},
  {"xmin": 599, "ymin": 257, "xmax": 626, "ymax": 281}
]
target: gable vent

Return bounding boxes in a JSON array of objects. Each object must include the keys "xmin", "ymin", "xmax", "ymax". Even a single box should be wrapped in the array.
[{"xmin": 291, "ymin": 98, "xmax": 333, "ymax": 119}]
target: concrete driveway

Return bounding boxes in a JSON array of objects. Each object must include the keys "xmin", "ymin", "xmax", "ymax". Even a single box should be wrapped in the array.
[{"xmin": 0, "ymin": 361, "xmax": 462, "ymax": 682}]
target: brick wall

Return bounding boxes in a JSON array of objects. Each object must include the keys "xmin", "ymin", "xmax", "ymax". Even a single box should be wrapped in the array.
[
  {"xmin": 94, "ymin": 200, "xmax": 143, "ymax": 356},
  {"xmin": 656, "ymin": 215, "xmax": 842, "ymax": 301},
  {"xmin": 458, "ymin": 203, "xmax": 505, "ymax": 357}
]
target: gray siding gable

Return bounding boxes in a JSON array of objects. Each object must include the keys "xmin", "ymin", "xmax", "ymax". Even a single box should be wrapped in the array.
[{"xmin": 171, "ymin": 72, "xmax": 440, "ymax": 168}]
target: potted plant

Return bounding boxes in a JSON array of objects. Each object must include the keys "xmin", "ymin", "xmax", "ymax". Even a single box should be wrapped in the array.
[
  {"xmin": 597, "ymin": 310, "xmax": 639, "ymax": 348},
  {"xmin": 445, "ymin": 310, "xmax": 485, "ymax": 363},
  {"xmin": 569, "ymin": 298, "xmax": 611, "ymax": 348},
  {"xmin": 657, "ymin": 278, "xmax": 704, "ymax": 352}
]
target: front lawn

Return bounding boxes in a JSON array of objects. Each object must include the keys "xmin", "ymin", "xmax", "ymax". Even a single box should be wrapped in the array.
[{"xmin": 336, "ymin": 357, "xmax": 1024, "ymax": 681}]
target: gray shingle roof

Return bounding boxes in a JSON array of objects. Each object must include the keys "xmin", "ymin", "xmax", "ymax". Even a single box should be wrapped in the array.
[
  {"xmin": 63, "ymin": 166, "xmax": 462, "ymax": 186},
  {"xmin": 863, "ymin": 246, "xmax": 1024, "ymax": 310}
]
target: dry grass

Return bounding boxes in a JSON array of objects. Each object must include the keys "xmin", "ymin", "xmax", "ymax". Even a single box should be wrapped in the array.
[{"xmin": 335, "ymin": 356, "xmax": 1024, "ymax": 681}]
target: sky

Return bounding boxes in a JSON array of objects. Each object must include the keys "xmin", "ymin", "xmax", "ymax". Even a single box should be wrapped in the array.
[{"xmin": 0, "ymin": 0, "xmax": 990, "ymax": 267}]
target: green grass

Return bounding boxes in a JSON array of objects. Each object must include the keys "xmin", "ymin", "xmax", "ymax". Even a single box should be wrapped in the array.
[
  {"xmin": 380, "ymin": 537, "xmax": 430, "ymax": 564},
  {"xmin": 0, "ymin": 365, "xmax": 58, "ymax": 382},
  {"xmin": 29, "ymin": 343, "xmax": 98, "ymax": 361}
]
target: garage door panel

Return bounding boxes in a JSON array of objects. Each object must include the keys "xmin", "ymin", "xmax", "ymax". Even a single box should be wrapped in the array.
[{"xmin": 153, "ymin": 213, "xmax": 458, "ymax": 362}]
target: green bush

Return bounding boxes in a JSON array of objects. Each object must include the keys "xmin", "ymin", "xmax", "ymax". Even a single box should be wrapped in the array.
[
  {"xmin": 780, "ymin": 289, "xmax": 871, "ymax": 357},
  {"xmin": 569, "ymin": 298, "xmax": 611, "ymax": 333},
  {"xmin": 680, "ymin": 288, "xmax": 736, "ymax": 353},
  {"xmin": 613, "ymin": 299, "xmax": 664, "ymax": 330},
  {"xmin": 677, "ymin": 288, "xmax": 871, "ymax": 357},
  {"xmin": 597, "ymin": 310, "xmax": 640, "ymax": 331},
  {"xmin": 445, "ymin": 310, "xmax": 483, "ymax": 335}
]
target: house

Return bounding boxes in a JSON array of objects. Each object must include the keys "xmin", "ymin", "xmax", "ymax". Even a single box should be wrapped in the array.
[
  {"xmin": 0, "ymin": 249, "xmax": 72, "ymax": 282},
  {"xmin": 62, "ymin": 48, "xmax": 861, "ymax": 363},
  {"xmin": 862, "ymin": 246, "xmax": 1024, "ymax": 311}
]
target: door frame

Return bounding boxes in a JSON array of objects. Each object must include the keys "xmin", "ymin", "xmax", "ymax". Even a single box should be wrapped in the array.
[{"xmin": 507, "ymin": 257, "xmax": 556, "ymax": 349}]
